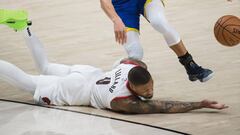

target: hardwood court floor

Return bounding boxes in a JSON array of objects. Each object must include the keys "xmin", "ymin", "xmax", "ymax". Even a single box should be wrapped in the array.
[
  {"xmin": 0, "ymin": 100, "xmax": 184, "ymax": 135},
  {"xmin": 0, "ymin": 0, "xmax": 240, "ymax": 135}
]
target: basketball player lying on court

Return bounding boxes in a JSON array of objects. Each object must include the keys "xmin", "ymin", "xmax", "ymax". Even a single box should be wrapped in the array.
[{"xmin": 0, "ymin": 20, "xmax": 228, "ymax": 115}]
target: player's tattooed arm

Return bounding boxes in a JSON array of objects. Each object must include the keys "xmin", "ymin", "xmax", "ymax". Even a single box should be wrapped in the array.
[{"xmin": 110, "ymin": 96, "xmax": 228, "ymax": 114}]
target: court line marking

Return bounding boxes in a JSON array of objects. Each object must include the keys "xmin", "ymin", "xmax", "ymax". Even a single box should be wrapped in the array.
[{"xmin": 0, "ymin": 98, "xmax": 190, "ymax": 135}]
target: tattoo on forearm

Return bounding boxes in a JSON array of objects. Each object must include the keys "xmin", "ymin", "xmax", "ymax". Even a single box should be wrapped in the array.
[
  {"xmin": 153, "ymin": 101, "xmax": 202, "ymax": 113},
  {"xmin": 111, "ymin": 96, "xmax": 203, "ymax": 114}
]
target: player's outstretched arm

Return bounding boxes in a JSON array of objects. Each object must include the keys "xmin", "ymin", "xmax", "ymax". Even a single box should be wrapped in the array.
[{"xmin": 110, "ymin": 96, "xmax": 228, "ymax": 114}]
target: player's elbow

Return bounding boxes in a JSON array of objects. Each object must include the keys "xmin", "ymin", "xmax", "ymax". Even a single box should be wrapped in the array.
[
  {"xmin": 111, "ymin": 101, "xmax": 150, "ymax": 114},
  {"xmin": 110, "ymin": 99, "xmax": 142, "ymax": 114}
]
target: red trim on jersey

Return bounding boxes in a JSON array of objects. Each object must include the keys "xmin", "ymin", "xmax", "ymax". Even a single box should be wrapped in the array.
[{"xmin": 122, "ymin": 60, "xmax": 140, "ymax": 66}]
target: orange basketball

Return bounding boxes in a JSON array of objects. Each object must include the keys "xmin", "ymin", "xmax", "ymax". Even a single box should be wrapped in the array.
[{"xmin": 214, "ymin": 15, "xmax": 240, "ymax": 47}]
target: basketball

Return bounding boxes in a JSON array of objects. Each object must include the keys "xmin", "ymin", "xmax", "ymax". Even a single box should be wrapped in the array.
[{"xmin": 214, "ymin": 15, "xmax": 240, "ymax": 47}]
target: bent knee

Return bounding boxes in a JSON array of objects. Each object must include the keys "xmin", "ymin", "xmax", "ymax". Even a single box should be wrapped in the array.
[{"xmin": 149, "ymin": 16, "xmax": 170, "ymax": 34}]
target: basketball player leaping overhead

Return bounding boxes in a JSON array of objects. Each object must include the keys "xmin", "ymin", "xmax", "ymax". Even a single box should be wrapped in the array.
[
  {"xmin": 100, "ymin": 0, "xmax": 234, "ymax": 82},
  {"xmin": 0, "ymin": 9, "xmax": 228, "ymax": 114}
]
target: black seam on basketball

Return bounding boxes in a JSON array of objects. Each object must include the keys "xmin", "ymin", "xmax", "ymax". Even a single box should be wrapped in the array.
[
  {"xmin": 220, "ymin": 23, "xmax": 240, "ymax": 40},
  {"xmin": 224, "ymin": 24, "xmax": 240, "ymax": 26},
  {"xmin": 216, "ymin": 21, "xmax": 240, "ymax": 46},
  {"xmin": 215, "ymin": 17, "xmax": 225, "ymax": 38},
  {"xmin": 214, "ymin": 20, "xmax": 221, "ymax": 30},
  {"xmin": 224, "ymin": 24, "xmax": 240, "ymax": 39},
  {"xmin": 216, "ymin": 16, "xmax": 236, "ymax": 42},
  {"xmin": 221, "ymin": 16, "xmax": 236, "ymax": 26},
  {"xmin": 216, "ymin": 22, "xmax": 225, "ymax": 44},
  {"xmin": 221, "ymin": 26, "xmax": 231, "ymax": 45},
  {"xmin": 217, "ymin": 23, "xmax": 221, "ymax": 40},
  {"xmin": 218, "ymin": 16, "xmax": 224, "ymax": 25},
  {"xmin": 223, "ymin": 34, "xmax": 231, "ymax": 45},
  {"xmin": 216, "ymin": 23, "xmax": 222, "ymax": 40},
  {"xmin": 220, "ymin": 24, "xmax": 230, "ymax": 45}
]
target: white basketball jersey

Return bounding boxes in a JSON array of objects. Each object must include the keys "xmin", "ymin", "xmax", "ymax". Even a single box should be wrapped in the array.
[
  {"xmin": 91, "ymin": 64, "xmax": 136, "ymax": 109},
  {"xmin": 34, "ymin": 65, "xmax": 103, "ymax": 106}
]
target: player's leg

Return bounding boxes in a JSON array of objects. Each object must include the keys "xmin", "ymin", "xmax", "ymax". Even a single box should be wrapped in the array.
[
  {"xmin": 124, "ymin": 30, "xmax": 143, "ymax": 60},
  {"xmin": 0, "ymin": 9, "xmax": 71, "ymax": 76},
  {"xmin": 23, "ymin": 27, "xmax": 71, "ymax": 76},
  {"xmin": 145, "ymin": 0, "xmax": 182, "ymax": 49},
  {"xmin": 144, "ymin": 0, "xmax": 213, "ymax": 82},
  {"xmin": 112, "ymin": 0, "xmax": 144, "ymax": 61},
  {"xmin": 0, "ymin": 60, "xmax": 38, "ymax": 94},
  {"xmin": 112, "ymin": 30, "xmax": 143, "ymax": 68}
]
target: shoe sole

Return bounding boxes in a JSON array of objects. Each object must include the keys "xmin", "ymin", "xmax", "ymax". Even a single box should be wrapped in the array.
[{"xmin": 200, "ymin": 72, "xmax": 214, "ymax": 82}]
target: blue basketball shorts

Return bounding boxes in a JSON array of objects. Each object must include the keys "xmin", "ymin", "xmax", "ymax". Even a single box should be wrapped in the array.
[
  {"xmin": 112, "ymin": 0, "xmax": 165, "ymax": 32},
  {"xmin": 112, "ymin": 0, "xmax": 147, "ymax": 32}
]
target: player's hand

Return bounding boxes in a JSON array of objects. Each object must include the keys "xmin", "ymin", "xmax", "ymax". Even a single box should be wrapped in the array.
[
  {"xmin": 201, "ymin": 100, "xmax": 229, "ymax": 110},
  {"xmin": 113, "ymin": 17, "xmax": 127, "ymax": 45}
]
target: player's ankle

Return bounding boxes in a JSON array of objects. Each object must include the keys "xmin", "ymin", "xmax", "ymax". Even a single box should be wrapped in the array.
[{"xmin": 178, "ymin": 52, "xmax": 193, "ymax": 66}]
